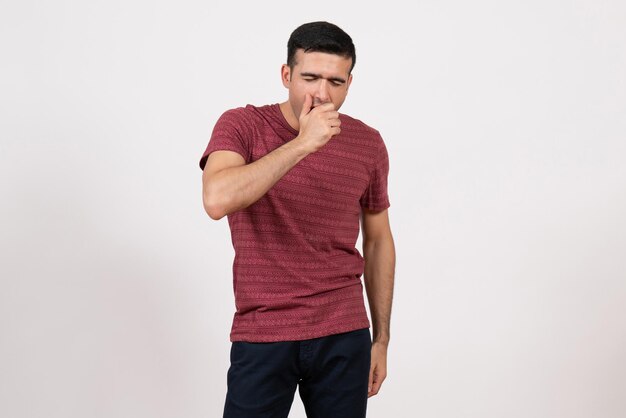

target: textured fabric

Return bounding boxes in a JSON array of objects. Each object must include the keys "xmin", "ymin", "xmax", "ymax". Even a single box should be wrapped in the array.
[{"xmin": 199, "ymin": 103, "xmax": 390, "ymax": 342}]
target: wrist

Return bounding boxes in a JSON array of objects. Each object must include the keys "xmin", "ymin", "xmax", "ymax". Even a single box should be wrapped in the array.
[
  {"xmin": 291, "ymin": 134, "xmax": 313, "ymax": 156},
  {"xmin": 372, "ymin": 337, "xmax": 389, "ymax": 347}
]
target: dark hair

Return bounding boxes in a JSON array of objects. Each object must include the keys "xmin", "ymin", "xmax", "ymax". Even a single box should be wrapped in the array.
[{"xmin": 287, "ymin": 21, "xmax": 356, "ymax": 74}]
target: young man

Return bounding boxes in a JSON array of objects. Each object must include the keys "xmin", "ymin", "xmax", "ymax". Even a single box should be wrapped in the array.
[{"xmin": 199, "ymin": 21, "xmax": 396, "ymax": 418}]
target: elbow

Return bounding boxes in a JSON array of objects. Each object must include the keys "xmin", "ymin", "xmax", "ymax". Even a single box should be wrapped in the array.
[
  {"xmin": 204, "ymin": 201, "xmax": 225, "ymax": 221},
  {"xmin": 363, "ymin": 233, "xmax": 394, "ymax": 254},
  {"xmin": 202, "ymin": 185, "xmax": 226, "ymax": 221}
]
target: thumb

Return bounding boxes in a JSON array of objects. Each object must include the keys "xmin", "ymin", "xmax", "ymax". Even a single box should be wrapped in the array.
[{"xmin": 300, "ymin": 93, "xmax": 313, "ymax": 118}]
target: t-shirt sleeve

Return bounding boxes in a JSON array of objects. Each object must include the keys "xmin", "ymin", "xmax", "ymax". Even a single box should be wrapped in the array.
[
  {"xmin": 198, "ymin": 108, "xmax": 252, "ymax": 170},
  {"xmin": 359, "ymin": 136, "xmax": 391, "ymax": 211}
]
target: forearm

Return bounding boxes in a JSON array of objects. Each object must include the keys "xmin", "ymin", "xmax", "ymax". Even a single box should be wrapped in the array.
[
  {"xmin": 363, "ymin": 235, "xmax": 396, "ymax": 346},
  {"xmin": 205, "ymin": 138, "xmax": 310, "ymax": 219}
]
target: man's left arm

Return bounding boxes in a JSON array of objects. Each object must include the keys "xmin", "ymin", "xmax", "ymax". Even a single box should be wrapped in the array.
[{"xmin": 361, "ymin": 207, "xmax": 396, "ymax": 398}]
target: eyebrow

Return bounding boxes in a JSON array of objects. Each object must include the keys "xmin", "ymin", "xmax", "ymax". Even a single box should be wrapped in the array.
[{"xmin": 300, "ymin": 72, "xmax": 347, "ymax": 83}]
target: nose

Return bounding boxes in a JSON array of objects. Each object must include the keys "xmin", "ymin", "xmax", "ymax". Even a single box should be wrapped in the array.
[{"xmin": 314, "ymin": 79, "xmax": 330, "ymax": 104}]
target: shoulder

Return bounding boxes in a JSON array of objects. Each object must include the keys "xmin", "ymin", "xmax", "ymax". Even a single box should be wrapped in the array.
[
  {"xmin": 208, "ymin": 105, "xmax": 269, "ymax": 144},
  {"xmin": 216, "ymin": 104, "xmax": 267, "ymax": 127},
  {"xmin": 339, "ymin": 112, "xmax": 385, "ymax": 147},
  {"xmin": 217, "ymin": 105, "xmax": 252, "ymax": 123},
  {"xmin": 340, "ymin": 112, "xmax": 382, "ymax": 137},
  {"xmin": 339, "ymin": 112, "xmax": 378, "ymax": 133}
]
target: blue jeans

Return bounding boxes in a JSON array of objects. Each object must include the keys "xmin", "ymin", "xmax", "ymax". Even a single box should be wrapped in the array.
[{"xmin": 223, "ymin": 327, "xmax": 372, "ymax": 418}]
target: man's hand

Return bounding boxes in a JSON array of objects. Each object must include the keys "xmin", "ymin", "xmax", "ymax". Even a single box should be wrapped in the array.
[
  {"xmin": 368, "ymin": 342, "xmax": 388, "ymax": 398},
  {"xmin": 295, "ymin": 93, "xmax": 342, "ymax": 153}
]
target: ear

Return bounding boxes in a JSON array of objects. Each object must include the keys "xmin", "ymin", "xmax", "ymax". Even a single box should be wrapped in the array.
[
  {"xmin": 281, "ymin": 64, "xmax": 291, "ymax": 88},
  {"xmin": 346, "ymin": 73, "xmax": 353, "ymax": 92}
]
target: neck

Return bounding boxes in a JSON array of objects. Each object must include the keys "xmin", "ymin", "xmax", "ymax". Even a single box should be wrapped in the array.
[{"xmin": 279, "ymin": 101, "xmax": 300, "ymax": 132}]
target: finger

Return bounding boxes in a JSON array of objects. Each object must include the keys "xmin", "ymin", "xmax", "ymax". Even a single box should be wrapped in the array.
[
  {"xmin": 372, "ymin": 373, "xmax": 383, "ymax": 394},
  {"xmin": 368, "ymin": 372, "xmax": 382, "ymax": 397},
  {"xmin": 300, "ymin": 93, "xmax": 313, "ymax": 118},
  {"xmin": 328, "ymin": 118, "xmax": 341, "ymax": 127},
  {"xmin": 316, "ymin": 102, "xmax": 335, "ymax": 112},
  {"xmin": 368, "ymin": 365, "xmax": 375, "ymax": 394}
]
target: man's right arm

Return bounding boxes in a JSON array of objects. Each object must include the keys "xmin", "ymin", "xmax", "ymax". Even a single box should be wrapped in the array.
[
  {"xmin": 202, "ymin": 138, "xmax": 310, "ymax": 220},
  {"xmin": 202, "ymin": 94, "xmax": 341, "ymax": 220}
]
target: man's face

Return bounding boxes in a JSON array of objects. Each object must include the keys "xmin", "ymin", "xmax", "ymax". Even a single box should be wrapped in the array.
[{"xmin": 281, "ymin": 49, "xmax": 353, "ymax": 117}]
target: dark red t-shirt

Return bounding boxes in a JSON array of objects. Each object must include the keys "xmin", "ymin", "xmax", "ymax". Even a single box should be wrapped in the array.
[{"xmin": 199, "ymin": 103, "xmax": 390, "ymax": 342}]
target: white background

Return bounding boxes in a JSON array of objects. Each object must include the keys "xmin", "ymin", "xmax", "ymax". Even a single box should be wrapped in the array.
[{"xmin": 1, "ymin": 1, "xmax": 625, "ymax": 417}]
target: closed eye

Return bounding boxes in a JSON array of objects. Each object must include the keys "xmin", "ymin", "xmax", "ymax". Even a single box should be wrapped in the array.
[
  {"xmin": 303, "ymin": 77, "xmax": 343, "ymax": 86},
  {"xmin": 300, "ymin": 72, "xmax": 346, "ymax": 86}
]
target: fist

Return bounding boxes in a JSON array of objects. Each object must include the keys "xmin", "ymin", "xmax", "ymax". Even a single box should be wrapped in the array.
[{"xmin": 296, "ymin": 93, "xmax": 341, "ymax": 153}]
